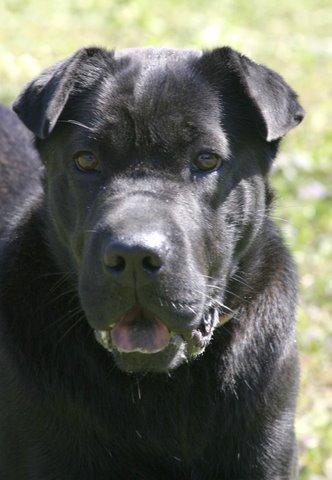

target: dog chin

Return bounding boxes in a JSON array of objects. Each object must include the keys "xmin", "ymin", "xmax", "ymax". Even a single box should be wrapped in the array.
[
  {"xmin": 92, "ymin": 307, "xmax": 221, "ymax": 372},
  {"xmin": 111, "ymin": 334, "xmax": 188, "ymax": 373},
  {"xmin": 94, "ymin": 324, "xmax": 218, "ymax": 373}
]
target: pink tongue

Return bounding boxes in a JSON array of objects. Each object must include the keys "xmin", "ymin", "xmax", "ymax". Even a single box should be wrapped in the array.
[{"xmin": 111, "ymin": 306, "xmax": 170, "ymax": 354}]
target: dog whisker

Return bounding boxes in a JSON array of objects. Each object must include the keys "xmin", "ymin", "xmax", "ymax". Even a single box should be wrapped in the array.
[
  {"xmin": 187, "ymin": 305, "xmax": 197, "ymax": 314},
  {"xmin": 48, "ymin": 271, "xmax": 76, "ymax": 293},
  {"xmin": 224, "ymin": 288, "xmax": 251, "ymax": 303},
  {"xmin": 59, "ymin": 119, "xmax": 95, "ymax": 132},
  {"xmin": 230, "ymin": 273, "xmax": 254, "ymax": 290},
  {"xmin": 42, "ymin": 305, "xmax": 83, "ymax": 333},
  {"xmin": 55, "ymin": 315, "xmax": 85, "ymax": 346},
  {"xmin": 34, "ymin": 289, "xmax": 79, "ymax": 317}
]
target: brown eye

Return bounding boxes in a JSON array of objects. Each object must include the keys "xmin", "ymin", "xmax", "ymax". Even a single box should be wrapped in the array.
[
  {"xmin": 73, "ymin": 151, "xmax": 100, "ymax": 172},
  {"xmin": 191, "ymin": 152, "xmax": 222, "ymax": 172}
]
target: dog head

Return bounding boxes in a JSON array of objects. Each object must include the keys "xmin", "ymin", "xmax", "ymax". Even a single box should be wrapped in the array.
[{"xmin": 13, "ymin": 47, "xmax": 304, "ymax": 372}]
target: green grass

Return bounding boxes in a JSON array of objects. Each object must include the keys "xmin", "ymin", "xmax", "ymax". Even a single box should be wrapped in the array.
[{"xmin": 1, "ymin": 0, "xmax": 331, "ymax": 477}]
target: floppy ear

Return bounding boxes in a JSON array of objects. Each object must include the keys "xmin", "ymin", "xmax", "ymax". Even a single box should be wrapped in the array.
[
  {"xmin": 13, "ymin": 47, "xmax": 112, "ymax": 139},
  {"xmin": 199, "ymin": 47, "xmax": 305, "ymax": 142}
]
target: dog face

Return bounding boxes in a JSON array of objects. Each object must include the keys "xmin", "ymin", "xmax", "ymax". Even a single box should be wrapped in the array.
[{"xmin": 13, "ymin": 47, "xmax": 304, "ymax": 372}]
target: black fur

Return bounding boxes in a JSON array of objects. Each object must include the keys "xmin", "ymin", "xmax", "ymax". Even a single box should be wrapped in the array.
[
  {"xmin": 0, "ymin": 104, "xmax": 42, "ymax": 239},
  {"xmin": 0, "ymin": 46, "xmax": 304, "ymax": 479}
]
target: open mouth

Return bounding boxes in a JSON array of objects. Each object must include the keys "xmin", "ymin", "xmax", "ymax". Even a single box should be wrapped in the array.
[{"xmin": 94, "ymin": 304, "xmax": 222, "ymax": 358}]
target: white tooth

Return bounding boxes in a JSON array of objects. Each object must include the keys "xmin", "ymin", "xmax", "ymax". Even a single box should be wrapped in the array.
[
  {"xmin": 219, "ymin": 313, "xmax": 232, "ymax": 325},
  {"xmin": 94, "ymin": 330, "xmax": 112, "ymax": 351},
  {"xmin": 170, "ymin": 334, "xmax": 183, "ymax": 347}
]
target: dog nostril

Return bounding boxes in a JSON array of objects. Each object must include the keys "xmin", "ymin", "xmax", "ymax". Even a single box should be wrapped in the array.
[
  {"xmin": 103, "ymin": 235, "xmax": 167, "ymax": 280},
  {"xmin": 104, "ymin": 253, "xmax": 126, "ymax": 272},
  {"xmin": 142, "ymin": 254, "xmax": 162, "ymax": 273}
]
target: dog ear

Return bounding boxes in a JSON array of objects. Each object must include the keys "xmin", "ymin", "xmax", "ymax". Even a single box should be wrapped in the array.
[
  {"xmin": 13, "ymin": 47, "xmax": 111, "ymax": 139},
  {"xmin": 199, "ymin": 47, "xmax": 305, "ymax": 141}
]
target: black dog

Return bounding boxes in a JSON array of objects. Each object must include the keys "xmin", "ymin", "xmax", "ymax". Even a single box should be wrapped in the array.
[
  {"xmin": 0, "ymin": 47, "xmax": 304, "ymax": 479},
  {"xmin": 0, "ymin": 104, "xmax": 42, "ymax": 239}
]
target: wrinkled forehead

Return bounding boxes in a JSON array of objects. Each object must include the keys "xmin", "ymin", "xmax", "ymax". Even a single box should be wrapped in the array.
[{"xmin": 78, "ymin": 48, "xmax": 226, "ymax": 153}]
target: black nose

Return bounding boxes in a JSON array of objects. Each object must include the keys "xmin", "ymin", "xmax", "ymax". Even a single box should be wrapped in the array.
[{"xmin": 103, "ymin": 233, "xmax": 168, "ymax": 285}]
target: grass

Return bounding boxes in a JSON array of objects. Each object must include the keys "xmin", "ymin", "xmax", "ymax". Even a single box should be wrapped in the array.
[{"xmin": 0, "ymin": 0, "xmax": 331, "ymax": 477}]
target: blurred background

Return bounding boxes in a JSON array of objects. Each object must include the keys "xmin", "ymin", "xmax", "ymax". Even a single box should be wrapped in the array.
[{"xmin": 0, "ymin": 0, "xmax": 331, "ymax": 477}]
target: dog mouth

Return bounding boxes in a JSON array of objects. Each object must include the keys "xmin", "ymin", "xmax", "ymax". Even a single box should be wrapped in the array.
[{"xmin": 94, "ymin": 304, "xmax": 222, "ymax": 358}]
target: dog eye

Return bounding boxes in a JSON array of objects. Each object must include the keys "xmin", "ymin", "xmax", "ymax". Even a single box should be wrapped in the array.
[
  {"xmin": 191, "ymin": 152, "xmax": 222, "ymax": 172},
  {"xmin": 73, "ymin": 151, "xmax": 101, "ymax": 172}
]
